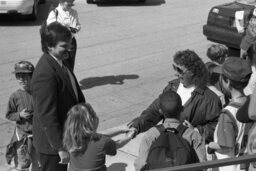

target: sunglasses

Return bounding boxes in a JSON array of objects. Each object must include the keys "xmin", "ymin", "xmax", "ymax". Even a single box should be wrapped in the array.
[
  {"xmin": 172, "ymin": 64, "xmax": 188, "ymax": 75},
  {"xmin": 15, "ymin": 73, "xmax": 32, "ymax": 79}
]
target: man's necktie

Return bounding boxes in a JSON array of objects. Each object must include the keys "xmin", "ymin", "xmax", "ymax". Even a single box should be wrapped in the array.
[{"xmin": 62, "ymin": 65, "xmax": 78, "ymax": 100}]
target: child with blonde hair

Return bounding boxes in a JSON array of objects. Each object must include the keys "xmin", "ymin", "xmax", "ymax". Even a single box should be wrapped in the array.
[{"xmin": 63, "ymin": 103, "xmax": 134, "ymax": 171}]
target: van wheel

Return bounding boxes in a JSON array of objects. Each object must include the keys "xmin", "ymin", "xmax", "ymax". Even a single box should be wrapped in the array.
[{"xmin": 27, "ymin": 2, "xmax": 38, "ymax": 20}]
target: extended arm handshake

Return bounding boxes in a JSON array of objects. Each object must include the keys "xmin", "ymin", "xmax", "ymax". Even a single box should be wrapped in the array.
[{"xmin": 101, "ymin": 125, "xmax": 138, "ymax": 149}]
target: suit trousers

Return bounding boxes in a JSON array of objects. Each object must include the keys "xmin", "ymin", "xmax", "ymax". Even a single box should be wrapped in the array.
[{"xmin": 39, "ymin": 152, "xmax": 67, "ymax": 171}]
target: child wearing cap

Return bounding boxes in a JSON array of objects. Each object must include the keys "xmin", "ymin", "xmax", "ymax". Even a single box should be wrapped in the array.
[
  {"xmin": 208, "ymin": 57, "xmax": 252, "ymax": 171},
  {"xmin": 5, "ymin": 61, "xmax": 40, "ymax": 171}
]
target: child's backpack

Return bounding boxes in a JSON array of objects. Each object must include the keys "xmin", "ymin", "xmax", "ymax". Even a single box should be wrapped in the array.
[{"xmin": 143, "ymin": 124, "xmax": 199, "ymax": 170}]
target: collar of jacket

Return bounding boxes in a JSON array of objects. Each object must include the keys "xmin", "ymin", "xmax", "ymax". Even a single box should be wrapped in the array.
[{"xmin": 168, "ymin": 78, "xmax": 206, "ymax": 95}]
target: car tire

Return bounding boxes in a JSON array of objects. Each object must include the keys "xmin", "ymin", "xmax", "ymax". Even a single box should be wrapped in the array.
[
  {"xmin": 87, "ymin": 0, "xmax": 95, "ymax": 4},
  {"xmin": 39, "ymin": 0, "xmax": 46, "ymax": 4},
  {"xmin": 27, "ymin": 1, "xmax": 38, "ymax": 21}
]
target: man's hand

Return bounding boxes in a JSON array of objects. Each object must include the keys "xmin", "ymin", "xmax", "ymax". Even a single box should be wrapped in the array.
[
  {"xmin": 19, "ymin": 108, "xmax": 32, "ymax": 119},
  {"xmin": 58, "ymin": 150, "xmax": 70, "ymax": 164},
  {"xmin": 126, "ymin": 119, "xmax": 140, "ymax": 138},
  {"xmin": 127, "ymin": 118, "xmax": 140, "ymax": 128},
  {"xmin": 127, "ymin": 128, "xmax": 137, "ymax": 138}
]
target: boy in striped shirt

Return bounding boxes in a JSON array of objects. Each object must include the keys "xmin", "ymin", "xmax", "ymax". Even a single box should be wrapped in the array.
[{"xmin": 5, "ymin": 61, "xmax": 40, "ymax": 171}]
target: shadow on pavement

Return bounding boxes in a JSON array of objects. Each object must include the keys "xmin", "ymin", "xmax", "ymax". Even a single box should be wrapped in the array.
[
  {"xmin": 107, "ymin": 162, "xmax": 127, "ymax": 171},
  {"xmin": 0, "ymin": 0, "xmax": 58, "ymax": 26},
  {"xmin": 93, "ymin": 0, "xmax": 165, "ymax": 6},
  {"xmin": 80, "ymin": 74, "xmax": 139, "ymax": 90}
]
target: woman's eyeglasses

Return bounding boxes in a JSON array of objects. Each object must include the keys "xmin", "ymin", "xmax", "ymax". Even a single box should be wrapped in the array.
[{"xmin": 172, "ymin": 64, "xmax": 188, "ymax": 75}]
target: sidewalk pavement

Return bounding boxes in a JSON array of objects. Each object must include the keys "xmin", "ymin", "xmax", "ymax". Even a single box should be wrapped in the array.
[
  {"xmin": 0, "ymin": 120, "xmax": 144, "ymax": 171},
  {"xmin": 104, "ymin": 125, "xmax": 145, "ymax": 171}
]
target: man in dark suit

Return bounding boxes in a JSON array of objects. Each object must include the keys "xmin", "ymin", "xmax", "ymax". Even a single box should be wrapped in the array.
[{"xmin": 31, "ymin": 22, "xmax": 85, "ymax": 171}]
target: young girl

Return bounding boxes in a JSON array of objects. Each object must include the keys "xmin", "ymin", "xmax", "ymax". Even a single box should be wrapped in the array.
[
  {"xmin": 47, "ymin": 0, "xmax": 81, "ymax": 71},
  {"xmin": 63, "ymin": 103, "xmax": 134, "ymax": 171}
]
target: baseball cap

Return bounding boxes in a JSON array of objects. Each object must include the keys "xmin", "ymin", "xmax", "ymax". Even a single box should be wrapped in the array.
[
  {"xmin": 213, "ymin": 57, "xmax": 252, "ymax": 82},
  {"xmin": 13, "ymin": 61, "xmax": 34, "ymax": 74}
]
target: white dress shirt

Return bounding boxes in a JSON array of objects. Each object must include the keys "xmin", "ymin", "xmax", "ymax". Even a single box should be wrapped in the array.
[{"xmin": 46, "ymin": 4, "xmax": 81, "ymax": 32}]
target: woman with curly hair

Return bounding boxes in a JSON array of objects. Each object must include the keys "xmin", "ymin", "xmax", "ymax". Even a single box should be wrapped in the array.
[{"xmin": 128, "ymin": 49, "xmax": 222, "ymax": 144}]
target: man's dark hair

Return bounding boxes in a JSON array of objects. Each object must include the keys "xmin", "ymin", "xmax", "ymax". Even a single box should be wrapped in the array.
[
  {"xmin": 173, "ymin": 49, "xmax": 209, "ymax": 88},
  {"xmin": 159, "ymin": 91, "xmax": 182, "ymax": 119},
  {"xmin": 40, "ymin": 22, "xmax": 72, "ymax": 53}
]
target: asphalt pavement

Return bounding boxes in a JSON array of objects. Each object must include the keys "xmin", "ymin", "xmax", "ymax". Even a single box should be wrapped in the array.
[{"xmin": 0, "ymin": 0, "xmax": 228, "ymax": 170}]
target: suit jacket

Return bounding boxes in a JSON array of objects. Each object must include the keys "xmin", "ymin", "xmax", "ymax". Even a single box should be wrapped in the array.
[{"xmin": 31, "ymin": 53, "xmax": 85, "ymax": 155}]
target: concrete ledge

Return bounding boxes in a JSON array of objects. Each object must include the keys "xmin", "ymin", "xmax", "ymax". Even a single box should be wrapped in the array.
[{"xmin": 103, "ymin": 124, "xmax": 146, "ymax": 171}]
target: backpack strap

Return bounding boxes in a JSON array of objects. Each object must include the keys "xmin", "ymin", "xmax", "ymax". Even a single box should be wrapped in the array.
[
  {"xmin": 228, "ymin": 101, "xmax": 244, "ymax": 109},
  {"xmin": 222, "ymin": 101, "xmax": 244, "ymax": 134},
  {"xmin": 177, "ymin": 123, "xmax": 188, "ymax": 136},
  {"xmin": 155, "ymin": 123, "xmax": 187, "ymax": 136},
  {"xmin": 155, "ymin": 124, "xmax": 166, "ymax": 134},
  {"xmin": 155, "ymin": 124, "xmax": 179, "ymax": 134},
  {"xmin": 221, "ymin": 108, "xmax": 238, "ymax": 133}
]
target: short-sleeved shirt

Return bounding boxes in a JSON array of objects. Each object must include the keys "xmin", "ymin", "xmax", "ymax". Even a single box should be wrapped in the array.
[
  {"xmin": 6, "ymin": 89, "xmax": 33, "ymax": 137},
  {"xmin": 69, "ymin": 134, "xmax": 116, "ymax": 171},
  {"xmin": 216, "ymin": 113, "xmax": 236, "ymax": 149},
  {"xmin": 214, "ymin": 101, "xmax": 246, "ymax": 158}
]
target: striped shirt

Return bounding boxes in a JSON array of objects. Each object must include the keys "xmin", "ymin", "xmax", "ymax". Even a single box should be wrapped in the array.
[{"xmin": 6, "ymin": 89, "xmax": 33, "ymax": 137}]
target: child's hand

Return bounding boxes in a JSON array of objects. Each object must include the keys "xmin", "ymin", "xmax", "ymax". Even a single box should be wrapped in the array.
[
  {"xmin": 126, "ymin": 128, "xmax": 137, "ymax": 139},
  {"xmin": 237, "ymin": 27, "xmax": 245, "ymax": 33},
  {"xmin": 208, "ymin": 142, "xmax": 220, "ymax": 150},
  {"xmin": 19, "ymin": 108, "xmax": 32, "ymax": 119},
  {"xmin": 117, "ymin": 125, "xmax": 132, "ymax": 134},
  {"xmin": 58, "ymin": 150, "xmax": 70, "ymax": 164}
]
